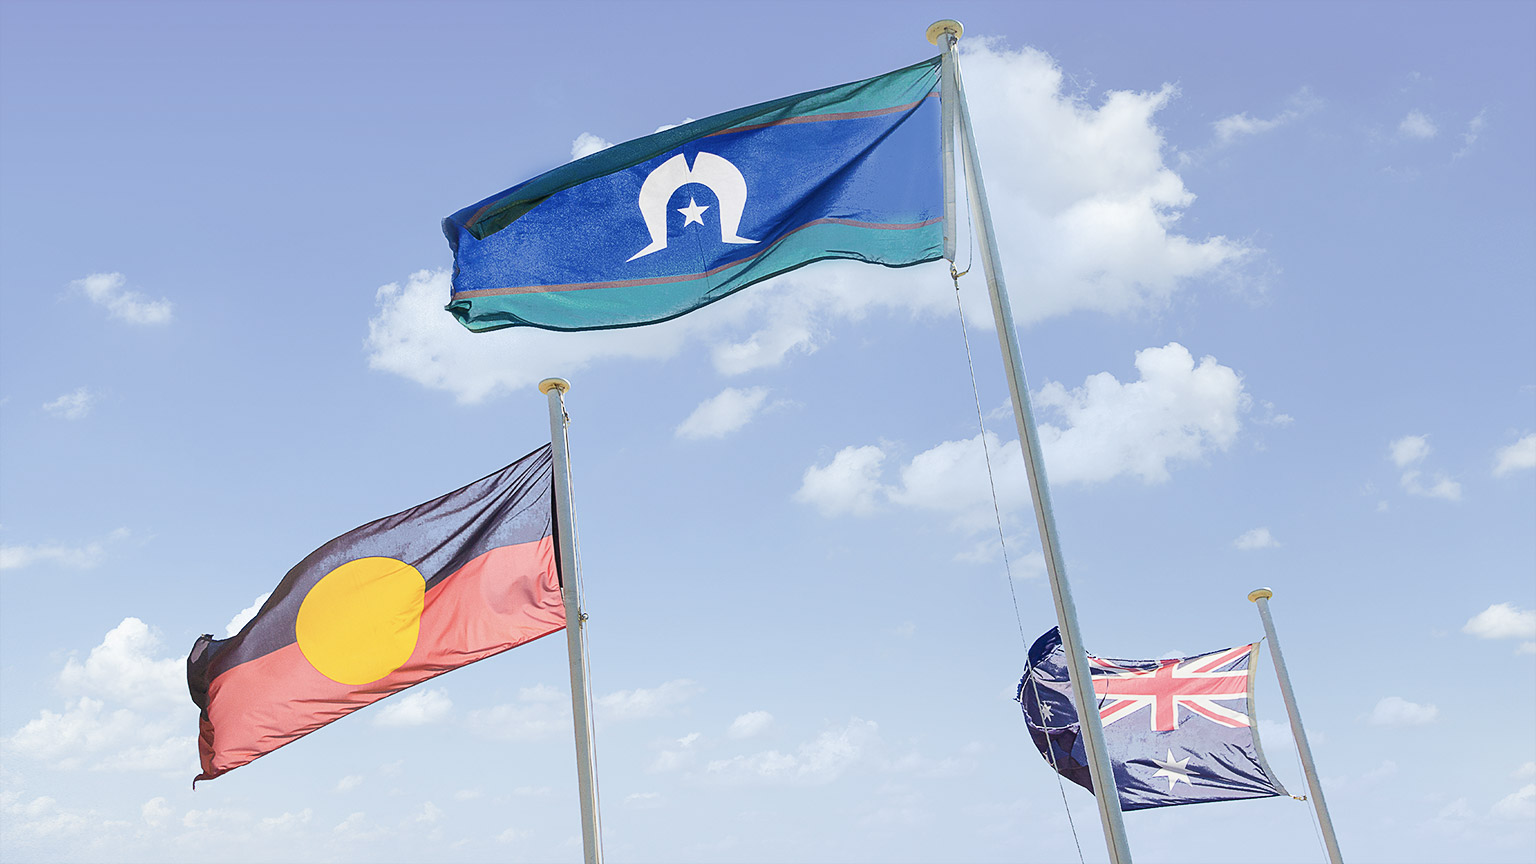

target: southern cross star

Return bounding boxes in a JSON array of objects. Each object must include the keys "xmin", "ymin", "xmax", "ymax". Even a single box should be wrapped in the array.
[
  {"xmin": 1151, "ymin": 749, "xmax": 1193, "ymax": 792},
  {"xmin": 677, "ymin": 197, "xmax": 709, "ymax": 226}
]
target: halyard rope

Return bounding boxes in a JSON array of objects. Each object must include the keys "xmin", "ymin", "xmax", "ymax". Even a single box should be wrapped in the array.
[{"xmin": 948, "ymin": 260, "xmax": 1085, "ymax": 864}]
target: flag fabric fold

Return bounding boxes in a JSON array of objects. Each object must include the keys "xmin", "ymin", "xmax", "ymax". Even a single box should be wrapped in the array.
[
  {"xmin": 1018, "ymin": 627, "xmax": 1288, "ymax": 810},
  {"xmin": 443, "ymin": 57, "xmax": 944, "ymax": 333},
  {"xmin": 187, "ymin": 446, "xmax": 565, "ymax": 783}
]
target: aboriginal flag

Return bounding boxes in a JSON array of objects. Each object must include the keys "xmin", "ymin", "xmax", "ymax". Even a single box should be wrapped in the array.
[{"xmin": 187, "ymin": 446, "xmax": 565, "ymax": 783}]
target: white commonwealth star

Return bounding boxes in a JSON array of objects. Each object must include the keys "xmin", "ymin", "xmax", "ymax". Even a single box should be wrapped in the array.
[
  {"xmin": 1038, "ymin": 703, "xmax": 1055, "ymax": 721},
  {"xmin": 677, "ymin": 197, "xmax": 709, "ymax": 226},
  {"xmin": 1151, "ymin": 749, "xmax": 1194, "ymax": 792}
]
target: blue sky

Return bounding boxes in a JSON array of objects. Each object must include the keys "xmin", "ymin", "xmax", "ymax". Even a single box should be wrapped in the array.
[{"xmin": 2, "ymin": 2, "xmax": 1533, "ymax": 862}]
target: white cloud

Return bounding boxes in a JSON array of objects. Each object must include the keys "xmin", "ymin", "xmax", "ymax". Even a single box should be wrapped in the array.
[
  {"xmin": 467, "ymin": 686, "xmax": 569, "ymax": 741},
  {"xmin": 372, "ymin": 688, "xmax": 452, "ymax": 727},
  {"xmin": 1031, "ymin": 342, "xmax": 1247, "ymax": 485},
  {"xmin": 1492, "ymin": 785, "xmax": 1535, "ymax": 822},
  {"xmin": 1211, "ymin": 88, "xmax": 1319, "ymax": 146},
  {"xmin": 799, "ymin": 344, "xmax": 1249, "ymax": 536},
  {"xmin": 1389, "ymin": 435, "xmax": 1459, "ymax": 501},
  {"xmin": 1367, "ymin": 696, "xmax": 1438, "ymax": 726},
  {"xmin": 1389, "ymin": 435, "xmax": 1431, "ymax": 468},
  {"xmin": 676, "ymin": 387, "xmax": 770, "ymax": 440},
  {"xmin": 623, "ymin": 792, "xmax": 663, "ymax": 810},
  {"xmin": 332, "ymin": 811, "xmax": 384, "ymax": 841},
  {"xmin": 335, "ymin": 774, "xmax": 363, "ymax": 792},
  {"xmin": 0, "ymin": 528, "xmax": 129, "ymax": 572},
  {"xmin": 649, "ymin": 731, "xmax": 703, "ymax": 773},
  {"xmin": 1400, "ymin": 470, "xmax": 1462, "ymax": 501},
  {"xmin": 727, "ymin": 711, "xmax": 773, "ymax": 740},
  {"xmin": 1398, "ymin": 110, "xmax": 1438, "ymax": 139},
  {"xmin": 58, "ymin": 617, "xmax": 185, "ymax": 709},
  {"xmin": 1464, "ymin": 603, "xmax": 1536, "ymax": 641},
  {"xmin": 1494, "ymin": 434, "xmax": 1536, "ymax": 476},
  {"xmin": 2, "ymin": 793, "xmax": 90, "ymax": 841},
  {"xmin": 1454, "ymin": 109, "xmax": 1488, "ymax": 159},
  {"xmin": 71, "ymin": 273, "xmax": 173, "ymax": 325},
  {"xmin": 414, "ymin": 802, "xmax": 443, "ymax": 824},
  {"xmin": 43, "ymin": 387, "xmax": 97, "ymax": 420},
  {"xmin": 570, "ymin": 132, "xmax": 612, "ymax": 160},
  {"xmin": 795, "ymin": 445, "xmax": 888, "ymax": 517},
  {"xmin": 1233, "ymin": 527, "xmax": 1279, "ymax": 550},
  {"xmin": 6, "ymin": 697, "xmax": 193, "ymax": 773},
  {"xmin": 597, "ymin": 679, "xmax": 699, "ymax": 721},
  {"xmin": 706, "ymin": 717, "xmax": 880, "ymax": 785},
  {"xmin": 1516, "ymin": 762, "xmax": 1536, "ymax": 781},
  {"xmin": 224, "ymin": 591, "xmax": 272, "ymax": 638},
  {"xmin": 368, "ymin": 44, "xmax": 1250, "ymax": 403},
  {"xmin": 141, "ymin": 797, "xmax": 172, "ymax": 827},
  {"xmin": 5, "ymin": 618, "xmax": 194, "ymax": 775},
  {"xmin": 259, "ymin": 809, "xmax": 313, "ymax": 832}
]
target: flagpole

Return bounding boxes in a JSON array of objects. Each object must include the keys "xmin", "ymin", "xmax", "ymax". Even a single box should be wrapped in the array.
[
  {"xmin": 929, "ymin": 20, "xmax": 1133, "ymax": 864},
  {"xmin": 540, "ymin": 377, "xmax": 604, "ymax": 864},
  {"xmin": 1249, "ymin": 588, "xmax": 1343, "ymax": 864}
]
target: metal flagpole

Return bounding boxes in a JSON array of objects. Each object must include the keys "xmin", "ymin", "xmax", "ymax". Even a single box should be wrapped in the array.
[
  {"xmin": 1249, "ymin": 588, "xmax": 1343, "ymax": 864},
  {"xmin": 928, "ymin": 20, "xmax": 1134, "ymax": 864},
  {"xmin": 540, "ymin": 377, "xmax": 604, "ymax": 864}
]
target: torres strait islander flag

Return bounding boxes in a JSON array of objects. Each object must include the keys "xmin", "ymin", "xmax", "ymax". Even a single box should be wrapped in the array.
[
  {"xmin": 443, "ymin": 57, "xmax": 943, "ymax": 333},
  {"xmin": 1017, "ymin": 627, "xmax": 1288, "ymax": 810},
  {"xmin": 187, "ymin": 446, "xmax": 565, "ymax": 783}
]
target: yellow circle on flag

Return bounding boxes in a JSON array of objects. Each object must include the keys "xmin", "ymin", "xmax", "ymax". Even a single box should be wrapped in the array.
[{"xmin": 295, "ymin": 557, "xmax": 425, "ymax": 686}]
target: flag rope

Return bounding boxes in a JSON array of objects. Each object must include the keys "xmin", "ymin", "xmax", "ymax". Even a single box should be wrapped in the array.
[{"xmin": 948, "ymin": 265, "xmax": 1085, "ymax": 864}]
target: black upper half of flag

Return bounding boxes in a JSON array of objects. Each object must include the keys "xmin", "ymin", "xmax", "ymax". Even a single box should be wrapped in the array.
[
  {"xmin": 1018, "ymin": 627, "xmax": 1287, "ymax": 811},
  {"xmin": 187, "ymin": 445, "xmax": 554, "ymax": 711}
]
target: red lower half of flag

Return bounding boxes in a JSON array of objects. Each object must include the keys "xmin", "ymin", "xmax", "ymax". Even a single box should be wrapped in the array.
[{"xmin": 197, "ymin": 537, "xmax": 564, "ymax": 782}]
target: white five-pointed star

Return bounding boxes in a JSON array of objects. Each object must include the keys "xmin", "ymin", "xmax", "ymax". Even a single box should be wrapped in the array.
[
  {"xmin": 677, "ymin": 197, "xmax": 709, "ymax": 226},
  {"xmin": 1151, "ymin": 749, "xmax": 1193, "ymax": 792}
]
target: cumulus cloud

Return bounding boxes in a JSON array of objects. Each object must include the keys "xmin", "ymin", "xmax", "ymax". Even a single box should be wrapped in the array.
[
  {"xmin": 71, "ymin": 273, "xmax": 173, "ymax": 325},
  {"xmin": 224, "ymin": 591, "xmax": 272, "ymax": 638},
  {"xmin": 795, "ymin": 445, "xmax": 888, "ymax": 517},
  {"xmin": 1031, "ymin": 343, "xmax": 1246, "ymax": 485},
  {"xmin": 335, "ymin": 774, "xmax": 363, "ymax": 792},
  {"xmin": 367, "ymin": 43, "xmax": 1250, "ymax": 403},
  {"xmin": 1233, "ymin": 527, "xmax": 1279, "ymax": 550},
  {"xmin": 5, "ymin": 618, "xmax": 193, "ymax": 775},
  {"xmin": 1388, "ymin": 435, "xmax": 1460, "ymax": 501},
  {"xmin": 1454, "ymin": 109, "xmax": 1488, "ymax": 160},
  {"xmin": 1398, "ymin": 110, "xmax": 1438, "ymax": 139},
  {"xmin": 58, "ymin": 617, "xmax": 185, "ymax": 708},
  {"xmin": 1389, "ymin": 435, "xmax": 1431, "ymax": 468},
  {"xmin": 467, "ymin": 684, "xmax": 569, "ymax": 741},
  {"xmin": 43, "ymin": 387, "xmax": 97, "ymax": 420},
  {"xmin": 676, "ymin": 387, "xmax": 771, "ymax": 440},
  {"xmin": 1210, "ymin": 87, "xmax": 1319, "ymax": 146},
  {"xmin": 1400, "ymin": 470, "xmax": 1461, "ymax": 501},
  {"xmin": 597, "ymin": 679, "xmax": 700, "ymax": 722},
  {"xmin": 798, "ymin": 344, "xmax": 1250, "ymax": 535},
  {"xmin": 1493, "ymin": 785, "xmax": 1535, "ymax": 821},
  {"xmin": 727, "ymin": 711, "xmax": 773, "ymax": 740},
  {"xmin": 0, "ymin": 528, "xmax": 130, "ymax": 572},
  {"xmin": 570, "ymin": 132, "xmax": 612, "ymax": 160},
  {"xmin": 706, "ymin": 717, "xmax": 880, "ymax": 785},
  {"xmin": 1464, "ymin": 603, "xmax": 1536, "ymax": 655},
  {"xmin": 1494, "ymin": 434, "xmax": 1536, "ymax": 477},
  {"xmin": 372, "ymin": 688, "xmax": 452, "ymax": 727},
  {"xmin": 1367, "ymin": 696, "xmax": 1438, "ymax": 726}
]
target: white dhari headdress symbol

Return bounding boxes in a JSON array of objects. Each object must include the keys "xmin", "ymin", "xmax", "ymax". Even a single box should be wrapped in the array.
[{"xmin": 627, "ymin": 152, "xmax": 759, "ymax": 262}]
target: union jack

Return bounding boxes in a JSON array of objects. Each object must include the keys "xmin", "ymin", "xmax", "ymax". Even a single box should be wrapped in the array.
[{"xmin": 1089, "ymin": 644, "xmax": 1256, "ymax": 731}]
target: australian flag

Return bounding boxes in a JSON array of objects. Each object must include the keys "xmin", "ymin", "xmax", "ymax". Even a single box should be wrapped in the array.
[{"xmin": 1018, "ymin": 627, "xmax": 1288, "ymax": 810}]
